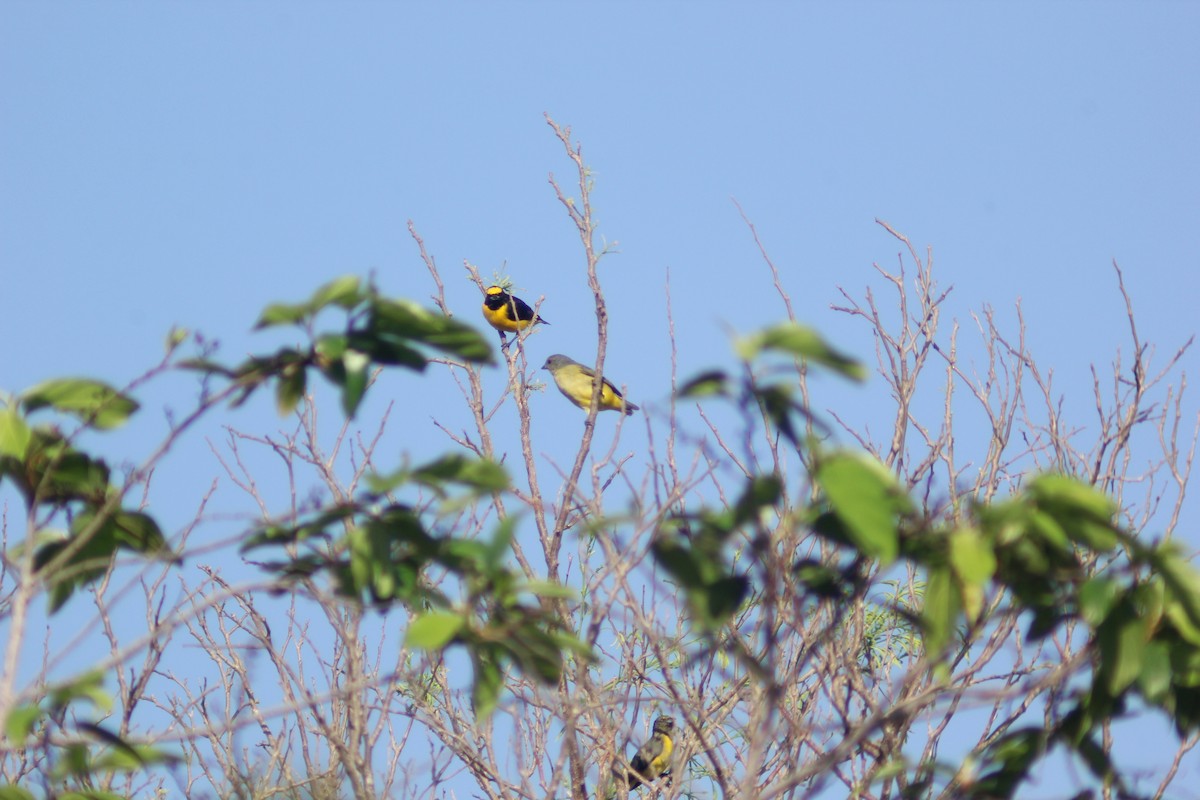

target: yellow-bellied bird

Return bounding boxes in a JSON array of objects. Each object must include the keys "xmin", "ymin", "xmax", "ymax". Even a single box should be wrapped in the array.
[
  {"xmin": 628, "ymin": 715, "xmax": 675, "ymax": 790},
  {"xmin": 542, "ymin": 354, "xmax": 639, "ymax": 415},
  {"xmin": 482, "ymin": 285, "xmax": 548, "ymax": 342}
]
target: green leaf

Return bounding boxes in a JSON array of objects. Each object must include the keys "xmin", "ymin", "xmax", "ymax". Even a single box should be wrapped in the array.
[
  {"xmin": 1164, "ymin": 598, "xmax": 1200, "ymax": 646},
  {"xmin": 472, "ymin": 648, "xmax": 503, "ymax": 719},
  {"xmin": 1079, "ymin": 577, "xmax": 1122, "ymax": 628},
  {"xmin": 347, "ymin": 524, "xmax": 395, "ymax": 602},
  {"xmin": 1072, "ymin": 731, "xmax": 1116, "ymax": 784},
  {"xmin": 91, "ymin": 742, "xmax": 179, "ymax": 771},
  {"xmin": 972, "ymin": 727, "xmax": 1049, "ymax": 798},
  {"xmin": 922, "ymin": 565, "xmax": 957, "ymax": 656},
  {"xmin": 439, "ymin": 537, "xmax": 490, "ymax": 574},
  {"xmin": 753, "ymin": 383, "xmax": 800, "ymax": 445},
  {"xmin": 950, "ymin": 528, "xmax": 995, "ymax": 623},
  {"xmin": 370, "ymin": 299, "xmax": 494, "ymax": 365},
  {"xmin": 347, "ymin": 331, "xmax": 427, "ymax": 370},
  {"xmin": 77, "ymin": 721, "xmax": 172, "ymax": 771},
  {"xmin": 1137, "ymin": 639, "xmax": 1172, "ymax": 704},
  {"xmin": 178, "ymin": 357, "xmax": 238, "ymax": 378},
  {"xmin": 316, "ymin": 332, "xmax": 348, "ymax": 362},
  {"xmin": 1028, "ymin": 473, "xmax": 1113, "ymax": 518},
  {"xmin": 406, "ymin": 612, "xmax": 466, "ymax": 650},
  {"xmin": 48, "ymin": 671, "xmax": 111, "ymax": 715},
  {"xmin": 1026, "ymin": 605, "xmax": 1066, "ymax": 642},
  {"xmin": 327, "ymin": 507, "xmax": 437, "ymax": 605},
  {"xmin": 652, "ymin": 535, "xmax": 709, "ymax": 590},
  {"xmin": 0, "ymin": 787, "xmax": 37, "ymax": 800},
  {"xmin": 36, "ymin": 532, "xmax": 118, "ymax": 613},
  {"xmin": 4, "ymin": 705, "xmax": 40, "ymax": 743},
  {"xmin": 521, "ymin": 579, "xmax": 578, "ymax": 600},
  {"xmin": 1028, "ymin": 474, "xmax": 1119, "ymax": 551},
  {"xmin": 242, "ymin": 505, "xmax": 357, "ymax": 550},
  {"xmin": 236, "ymin": 349, "xmax": 310, "ymax": 391},
  {"xmin": 1026, "ymin": 508, "xmax": 1070, "ymax": 551},
  {"xmin": 1156, "ymin": 545, "xmax": 1200, "ymax": 629},
  {"xmin": 369, "ymin": 453, "xmax": 511, "ymax": 496},
  {"xmin": 310, "ymin": 274, "xmax": 364, "ymax": 310},
  {"xmin": 0, "ymin": 409, "xmax": 31, "ymax": 459},
  {"xmin": 482, "ymin": 516, "xmax": 517, "ymax": 571},
  {"xmin": 275, "ymin": 361, "xmax": 307, "ymax": 416},
  {"xmin": 1134, "ymin": 578, "xmax": 1166, "ymax": 636},
  {"xmin": 85, "ymin": 509, "xmax": 169, "ymax": 556},
  {"xmin": 339, "ymin": 348, "xmax": 371, "ymax": 418},
  {"xmin": 816, "ymin": 452, "xmax": 906, "ymax": 564},
  {"xmin": 735, "ymin": 322, "xmax": 867, "ymax": 380},
  {"xmin": 21, "ymin": 379, "xmax": 139, "ymax": 430},
  {"xmin": 255, "ymin": 276, "xmax": 363, "ymax": 328},
  {"xmin": 25, "ymin": 438, "xmax": 112, "ymax": 504},
  {"xmin": 1098, "ymin": 602, "xmax": 1148, "ymax": 696},
  {"xmin": 650, "ymin": 520, "xmax": 748, "ymax": 629},
  {"xmin": 504, "ymin": 627, "xmax": 565, "ymax": 684},
  {"xmin": 733, "ymin": 474, "xmax": 783, "ymax": 526},
  {"xmin": 407, "ymin": 454, "xmax": 510, "ymax": 495},
  {"xmin": 35, "ymin": 511, "xmax": 171, "ymax": 612},
  {"xmin": 115, "ymin": 511, "xmax": 169, "ymax": 555},
  {"xmin": 703, "ymin": 575, "xmax": 750, "ymax": 623},
  {"xmin": 2, "ymin": 424, "xmax": 111, "ymax": 506},
  {"xmin": 810, "ymin": 510, "xmax": 856, "ymax": 550},
  {"xmin": 676, "ymin": 370, "xmax": 729, "ymax": 398},
  {"xmin": 949, "ymin": 528, "xmax": 996, "ymax": 585},
  {"xmin": 1169, "ymin": 637, "xmax": 1200, "ymax": 687},
  {"xmin": 792, "ymin": 559, "xmax": 848, "ymax": 598}
]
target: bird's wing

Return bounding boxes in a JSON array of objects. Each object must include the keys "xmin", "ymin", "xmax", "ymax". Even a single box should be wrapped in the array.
[
  {"xmin": 632, "ymin": 735, "xmax": 662, "ymax": 771},
  {"xmin": 602, "ymin": 377, "xmax": 625, "ymax": 398}
]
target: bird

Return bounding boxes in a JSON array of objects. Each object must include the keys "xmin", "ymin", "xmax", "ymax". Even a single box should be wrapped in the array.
[
  {"xmin": 481, "ymin": 285, "xmax": 548, "ymax": 342},
  {"xmin": 541, "ymin": 354, "xmax": 639, "ymax": 415},
  {"xmin": 627, "ymin": 715, "xmax": 675, "ymax": 790}
]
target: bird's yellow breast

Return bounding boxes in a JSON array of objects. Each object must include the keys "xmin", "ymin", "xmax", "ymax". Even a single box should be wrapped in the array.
[
  {"xmin": 482, "ymin": 287, "xmax": 539, "ymax": 333},
  {"xmin": 650, "ymin": 733, "xmax": 673, "ymax": 773}
]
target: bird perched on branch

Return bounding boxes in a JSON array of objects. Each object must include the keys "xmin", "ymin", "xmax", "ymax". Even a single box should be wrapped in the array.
[
  {"xmin": 542, "ymin": 354, "xmax": 639, "ymax": 415},
  {"xmin": 481, "ymin": 285, "xmax": 548, "ymax": 342},
  {"xmin": 627, "ymin": 715, "xmax": 675, "ymax": 790}
]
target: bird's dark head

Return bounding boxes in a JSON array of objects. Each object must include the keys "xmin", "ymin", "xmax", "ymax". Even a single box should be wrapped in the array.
[
  {"xmin": 653, "ymin": 716, "xmax": 675, "ymax": 735},
  {"xmin": 483, "ymin": 285, "xmax": 517, "ymax": 314}
]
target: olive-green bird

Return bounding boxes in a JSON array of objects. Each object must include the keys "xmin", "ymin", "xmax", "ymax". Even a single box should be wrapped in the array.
[
  {"xmin": 542, "ymin": 354, "xmax": 639, "ymax": 415},
  {"xmin": 627, "ymin": 715, "xmax": 675, "ymax": 790},
  {"xmin": 481, "ymin": 285, "xmax": 548, "ymax": 341}
]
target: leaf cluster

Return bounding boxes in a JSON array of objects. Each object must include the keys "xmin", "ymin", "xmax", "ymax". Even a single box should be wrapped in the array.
[
  {"xmin": 246, "ymin": 458, "xmax": 590, "ymax": 718},
  {"xmin": 184, "ymin": 275, "xmax": 494, "ymax": 417},
  {"xmin": 5, "ymin": 279, "xmax": 1200, "ymax": 799},
  {"xmin": 671, "ymin": 341, "xmax": 1200, "ymax": 796},
  {"xmin": 1, "ymin": 381, "xmax": 172, "ymax": 611}
]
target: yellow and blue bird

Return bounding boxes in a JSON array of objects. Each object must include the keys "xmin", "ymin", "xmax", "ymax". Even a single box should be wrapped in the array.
[
  {"xmin": 542, "ymin": 354, "xmax": 639, "ymax": 415},
  {"xmin": 481, "ymin": 285, "xmax": 548, "ymax": 342}
]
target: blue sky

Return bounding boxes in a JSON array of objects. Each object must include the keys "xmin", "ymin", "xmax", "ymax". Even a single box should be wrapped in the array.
[
  {"xmin": 3, "ymin": 5, "xmax": 1197, "ymax": 399},
  {"xmin": 3, "ymin": 3, "xmax": 1199, "ymax": 797}
]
